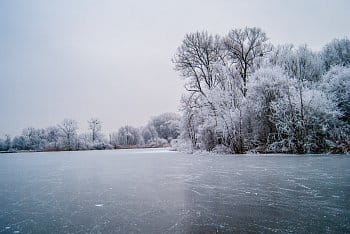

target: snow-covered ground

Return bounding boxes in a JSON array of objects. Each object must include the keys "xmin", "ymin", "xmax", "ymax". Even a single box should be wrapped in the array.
[{"xmin": 0, "ymin": 149, "xmax": 349, "ymax": 233}]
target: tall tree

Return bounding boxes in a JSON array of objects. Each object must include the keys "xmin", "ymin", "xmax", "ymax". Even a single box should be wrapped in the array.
[
  {"xmin": 88, "ymin": 118, "xmax": 102, "ymax": 143},
  {"xmin": 173, "ymin": 31, "xmax": 223, "ymax": 96},
  {"xmin": 223, "ymin": 27, "xmax": 271, "ymax": 96}
]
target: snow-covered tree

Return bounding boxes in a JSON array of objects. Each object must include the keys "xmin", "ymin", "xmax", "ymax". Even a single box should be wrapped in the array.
[
  {"xmin": 11, "ymin": 136, "xmax": 26, "ymax": 151},
  {"xmin": 173, "ymin": 27, "xmax": 350, "ymax": 154},
  {"xmin": 322, "ymin": 38, "xmax": 350, "ymax": 70},
  {"xmin": 268, "ymin": 45, "xmax": 324, "ymax": 83},
  {"xmin": 21, "ymin": 127, "xmax": 48, "ymax": 151},
  {"xmin": 178, "ymin": 94, "xmax": 202, "ymax": 149},
  {"xmin": 58, "ymin": 119, "xmax": 78, "ymax": 150},
  {"xmin": 223, "ymin": 27, "xmax": 272, "ymax": 96},
  {"xmin": 173, "ymin": 31, "xmax": 223, "ymax": 96},
  {"xmin": 88, "ymin": 118, "xmax": 103, "ymax": 143},
  {"xmin": 270, "ymin": 84, "xmax": 341, "ymax": 153},
  {"xmin": 245, "ymin": 66, "xmax": 291, "ymax": 151},
  {"xmin": 0, "ymin": 135, "xmax": 11, "ymax": 151},
  {"xmin": 109, "ymin": 132, "xmax": 119, "ymax": 149},
  {"xmin": 141, "ymin": 124, "xmax": 158, "ymax": 145},
  {"xmin": 148, "ymin": 113, "xmax": 181, "ymax": 143},
  {"xmin": 116, "ymin": 126, "xmax": 143, "ymax": 146},
  {"xmin": 321, "ymin": 66, "xmax": 350, "ymax": 123},
  {"xmin": 45, "ymin": 126, "xmax": 61, "ymax": 150}
]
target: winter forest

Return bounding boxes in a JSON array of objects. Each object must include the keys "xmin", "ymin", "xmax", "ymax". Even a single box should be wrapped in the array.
[
  {"xmin": 1, "ymin": 27, "xmax": 350, "ymax": 154},
  {"xmin": 0, "ymin": 113, "xmax": 181, "ymax": 152},
  {"xmin": 172, "ymin": 27, "xmax": 350, "ymax": 154}
]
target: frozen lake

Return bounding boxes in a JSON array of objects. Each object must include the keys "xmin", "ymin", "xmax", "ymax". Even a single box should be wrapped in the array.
[{"xmin": 0, "ymin": 149, "xmax": 349, "ymax": 233}]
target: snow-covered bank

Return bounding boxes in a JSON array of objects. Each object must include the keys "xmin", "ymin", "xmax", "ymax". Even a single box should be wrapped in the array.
[
  {"xmin": 171, "ymin": 139, "xmax": 349, "ymax": 156},
  {"xmin": 0, "ymin": 146, "xmax": 171, "ymax": 155}
]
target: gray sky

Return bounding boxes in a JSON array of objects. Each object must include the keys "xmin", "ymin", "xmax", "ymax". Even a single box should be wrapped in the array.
[{"xmin": 0, "ymin": 0, "xmax": 349, "ymax": 136}]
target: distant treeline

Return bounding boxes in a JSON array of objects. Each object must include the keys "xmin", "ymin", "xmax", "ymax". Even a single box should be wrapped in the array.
[
  {"xmin": 172, "ymin": 27, "xmax": 350, "ymax": 154},
  {"xmin": 0, "ymin": 113, "xmax": 180, "ymax": 153}
]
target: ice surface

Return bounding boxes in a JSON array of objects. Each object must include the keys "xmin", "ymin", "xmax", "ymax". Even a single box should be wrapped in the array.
[{"xmin": 0, "ymin": 149, "xmax": 349, "ymax": 233}]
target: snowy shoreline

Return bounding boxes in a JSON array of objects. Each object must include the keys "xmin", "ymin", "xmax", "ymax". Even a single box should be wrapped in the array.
[
  {"xmin": 1, "ymin": 147, "xmax": 348, "ymax": 156},
  {"xmin": 0, "ymin": 146, "xmax": 170, "ymax": 155}
]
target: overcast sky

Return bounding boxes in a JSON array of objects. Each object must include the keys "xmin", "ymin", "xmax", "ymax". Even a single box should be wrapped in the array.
[{"xmin": 0, "ymin": 0, "xmax": 349, "ymax": 136}]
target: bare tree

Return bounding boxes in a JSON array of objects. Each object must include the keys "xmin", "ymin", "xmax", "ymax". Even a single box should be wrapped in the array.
[
  {"xmin": 173, "ymin": 31, "xmax": 223, "ymax": 96},
  {"xmin": 223, "ymin": 27, "xmax": 271, "ymax": 96},
  {"xmin": 88, "ymin": 118, "xmax": 102, "ymax": 143}
]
